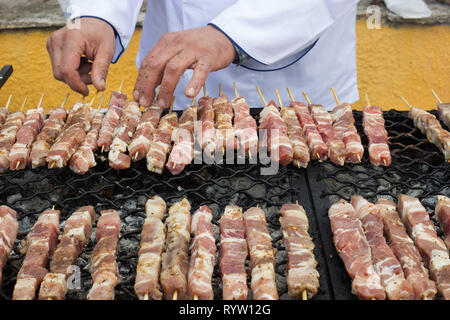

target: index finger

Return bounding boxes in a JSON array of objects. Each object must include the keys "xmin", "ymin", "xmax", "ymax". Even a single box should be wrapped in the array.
[{"xmin": 60, "ymin": 41, "xmax": 89, "ymax": 96}]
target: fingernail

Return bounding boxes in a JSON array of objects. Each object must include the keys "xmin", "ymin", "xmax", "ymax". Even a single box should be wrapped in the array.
[
  {"xmin": 100, "ymin": 78, "xmax": 106, "ymax": 90},
  {"xmin": 158, "ymin": 98, "xmax": 165, "ymax": 108},
  {"xmin": 186, "ymin": 87, "xmax": 195, "ymax": 97},
  {"xmin": 139, "ymin": 96, "xmax": 148, "ymax": 107},
  {"xmin": 134, "ymin": 90, "xmax": 140, "ymax": 101}
]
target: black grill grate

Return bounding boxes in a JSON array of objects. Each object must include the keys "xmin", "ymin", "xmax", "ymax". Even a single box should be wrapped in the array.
[{"xmin": 0, "ymin": 109, "xmax": 448, "ymax": 300}]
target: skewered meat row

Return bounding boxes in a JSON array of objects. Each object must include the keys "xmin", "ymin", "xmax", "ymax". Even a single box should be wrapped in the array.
[
  {"xmin": 259, "ymin": 101, "xmax": 293, "ymax": 166},
  {"xmin": 146, "ymin": 112, "xmax": 178, "ymax": 173},
  {"xmin": 129, "ymin": 104, "xmax": 163, "ymax": 162},
  {"xmin": 69, "ymin": 112, "xmax": 104, "ymax": 174},
  {"xmin": 134, "ymin": 196, "xmax": 167, "ymax": 300},
  {"xmin": 12, "ymin": 208, "xmax": 60, "ymax": 300},
  {"xmin": 351, "ymin": 196, "xmax": 413, "ymax": 300},
  {"xmin": 9, "ymin": 108, "xmax": 46, "ymax": 170},
  {"xmin": 280, "ymin": 107, "xmax": 310, "ymax": 168},
  {"xmin": 243, "ymin": 207, "xmax": 279, "ymax": 300},
  {"xmin": 438, "ymin": 103, "xmax": 450, "ymax": 129},
  {"xmin": 231, "ymin": 96, "xmax": 258, "ymax": 158},
  {"xmin": 219, "ymin": 205, "xmax": 248, "ymax": 300},
  {"xmin": 109, "ymin": 101, "xmax": 142, "ymax": 170},
  {"xmin": 166, "ymin": 105, "xmax": 197, "ymax": 175},
  {"xmin": 397, "ymin": 194, "xmax": 450, "ymax": 299},
  {"xmin": 46, "ymin": 102, "xmax": 93, "ymax": 169},
  {"xmin": 409, "ymin": 107, "xmax": 450, "ymax": 162},
  {"xmin": 328, "ymin": 200, "xmax": 385, "ymax": 300},
  {"xmin": 331, "ymin": 103, "xmax": 364, "ymax": 164},
  {"xmin": 188, "ymin": 205, "xmax": 216, "ymax": 300},
  {"xmin": 376, "ymin": 198, "xmax": 437, "ymax": 299},
  {"xmin": 38, "ymin": 206, "xmax": 95, "ymax": 300},
  {"xmin": 213, "ymin": 95, "xmax": 237, "ymax": 152},
  {"xmin": 87, "ymin": 209, "xmax": 121, "ymax": 300},
  {"xmin": 362, "ymin": 105, "xmax": 391, "ymax": 166},
  {"xmin": 30, "ymin": 108, "xmax": 67, "ymax": 168},
  {"xmin": 436, "ymin": 195, "xmax": 450, "ymax": 250},
  {"xmin": 279, "ymin": 203, "xmax": 319, "ymax": 299},
  {"xmin": 0, "ymin": 111, "xmax": 25, "ymax": 173},
  {"xmin": 309, "ymin": 104, "xmax": 346, "ymax": 166},
  {"xmin": 197, "ymin": 96, "xmax": 216, "ymax": 156},
  {"xmin": 97, "ymin": 91, "xmax": 127, "ymax": 152},
  {"xmin": 160, "ymin": 198, "xmax": 191, "ymax": 299},
  {"xmin": 0, "ymin": 206, "xmax": 18, "ymax": 286},
  {"xmin": 290, "ymin": 101, "xmax": 328, "ymax": 161}
]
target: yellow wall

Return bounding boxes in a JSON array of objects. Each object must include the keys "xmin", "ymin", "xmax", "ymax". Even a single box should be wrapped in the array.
[{"xmin": 0, "ymin": 20, "xmax": 449, "ymax": 112}]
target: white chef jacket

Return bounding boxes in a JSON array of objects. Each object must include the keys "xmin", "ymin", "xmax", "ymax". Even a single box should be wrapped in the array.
[{"xmin": 60, "ymin": 0, "xmax": 360, "ymax": 110}]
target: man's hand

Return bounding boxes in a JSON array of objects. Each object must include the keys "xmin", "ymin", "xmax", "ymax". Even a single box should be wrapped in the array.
[
  {"xmin": 47, "ymin": 18, "xmax": 116, "ymax": 96},
  {"xmin": 133, "ymin": 26, "xmax": 237, "ymax": 108}
]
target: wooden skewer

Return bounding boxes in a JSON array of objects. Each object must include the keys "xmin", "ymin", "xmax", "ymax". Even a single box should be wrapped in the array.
[
  {"xmin": 275, "ymin": 89, "xmax": 284, "ymax": 108},
  {"xmin": 286, "ymin": 88, "xmax": 295, "ymax": 102},
  {"xmin": 233, "ymin": 82, "xmax": 238, "ymax": 98},
  {"xmin": 15, "ymin": 161, "xmax": 20, "ymax": 169},
  {"xmin": 60, "ymin": 93, "xmax": 70, "ymax": 109},
  {"xmin": 398, "ymin": 95, "xmax": 413, "ymax": 110},
  {"xmin": 256, "ymin": 86, "xmax": 267, "ymax": 106},
  {"xmin": 191, "ymin": 97, "xmax": 196, "ymax": 106},
  {"xmin": 89, "ymin": 91, "xmax": 98, "ymax": 107},
  {"xmin": 97, "ymin": 93, "xmax": 105, "ymax": 113},
  {"xmin": 365, "ymin": 92, "xmax": 371, "ymax": 106},
  {"xmin": 194, "ymin": 295, "xmax": 198, "ymax": 300},
  {"xmin": 173, "ymin": 290, "xmax": 178, "ymax": 300},
  {"xmin": 155, "ymin": 85, "xmax": 161, "ymax": 101},
  {"xmin": 302, "ymin": 289, "xmax": 307, "ymax": 300},
  {"xmin": 316, "ymin": 153, "xmax": 320, "ymax": 160},
  {"xmin": 20, "ymin": 96, "xmax": 28, "ymax": 112},
  {"xmin": 37, "ymin": 92, "xmax": 45, "ymax": 109},
  {"xmin": 50, "ymin": 161, "xmax": 56, "ymax": 169},
  {"xmin": 203, "ymin": 84, "xmax": 207, "ymax": 97},
  {"xmin": 118, "ymin": 79, "xmax": 124, "ymax": 93},
  {"xmin": 219, "ymin": 83, "xmax": 222, "ymax": 97},
  {"xmin": 302, "ymin": 91, "xmax": 311, "ymax": 105},
  {"xmin": 52, "ymin": 205, "xmax": 55, "ymax": 210},
  {"xmin": 431, "ymin": 89, "xmax": 442, "ymax": 104},
  {"xmin": 135, "ymin": 152, "xmax": 139, "ymax": 161},
  {"xmin": 331, "ymin": 87, "xmax": 340, "ymax": 105},
  {"xmin": 356, "ymin": 154, "xmax": 361, "ymax": 163},
  {"xmin": 101, "ymin": 145, "xmax": 105, "ymax": 153},
  {"xmin": 5, "ymin": 94, "xmax": 12, "ymax": 111},
  {"xmin": 144, "ymin": 293, "xmax": 149, "ymax": 300}
]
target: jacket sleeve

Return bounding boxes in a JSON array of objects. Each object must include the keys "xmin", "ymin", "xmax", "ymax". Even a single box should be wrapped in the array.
[
  {"xmin": 209, "ymin": 0, "xmax": 359, "ymax": 68},
  {"xmin": 58, "ymin": 0, "xmax": 144, "ymax": 62}
]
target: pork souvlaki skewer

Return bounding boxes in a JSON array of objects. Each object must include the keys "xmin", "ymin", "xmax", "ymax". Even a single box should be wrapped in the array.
[
  {"xmin": 287, "ymin": 88, "xmax": 328, "ymax": 161},
  {"xmin": 197, "ymin": 89, "xmax": 216, "ymax": 157},
  {"xmin": 29, "ymin": 94, "xmax": 69, "ymax": 168},
  {"xmin": 351, "ymin": 196, "xmax": 413, "ymax": 300},
  {"xmin": 328, "ymin": 200, "xmax": 385, "ymax": 300},
  {"xmin": 134, "ymin": 195, "xmax": 167, "ymax": 300},
  {"xmin": 303, "ymin": 91, "xmax": 346, "ymax": 166},
  {"xmin": 213, "ymin": 91, "xmax": 237, "ymax": 155},
  {"xmin": 12, "ymin": 208, "xmax": 60, "ymax": 300},
  {"xmin": 397, "ymin": 194, "xmax": 450, "ymax": 299},
  {"xmin": 46, "ymin": 97, "xmax": 94, "ymax": 169},
  {"xmin": 363, "ymin": 93, "xmax": 391, "ymax": 166},
  {"xmin": 219, "ymin": 205, "xmax": 248, "ymax": 300},
  {"xmin": 9, "ymin": 93, "xmax": 46, "ymax": 170},
  {"xmin": 146, "ymin": 97, "xmax": 178, "ymax": 173},
  {"xmin": 160, "ymin": 198, "xmax": 191, "ymax": 300},
  {"xmin": 166, "ymin": 98, "xmax": 197, "ymax": 175},
  {"xmin": 0, "ymin": 98, "xmax": 26, "ymax": 173},
  {"xmin": 257, "ymin": 86, "xmax": 293, "ymax": 166},
  {"xmin": 276, "ymin": 89, "xmax": 310, "ymax": 168},
  {"xmin": 376, "ymin": 198, "xmax": 437, "ymax": 299},
  {"xmin": 400, "ymin": 96, "xmax": 450, "ymax": 162},
  {"xmin": 231, "ymin": 83, "xmax": 258, "ymax": 159},
  {"xmin": 69, "ymin": 95, "xmax": 105, "ymax": 174},
  {"xmin": 280, "ymin": 203, "xmax": 319, "ymax": 300},
  {"xmin": 330, "ymin": 88, "xmax": 364, "ymax": 164},
  {"xmin": 432, "ymin": 89, "xmax": 450, "ymax": 129},
  {"xmin": 0, "ymin": 205, "xmax": 18, "ymax": 286},
  {"xmin": 97, "ymin": 82, "xmax": 127, "ymax": 153},
  {"xmin": 87, "ymin": 209, "xmax": 121, "ymax": 300},
  {"xmin": 188, "ymin": 205, "xmax": 216, "ymax": 300},
  {"xmin": 436, "ymin": 195, "xmax": 450, "ymax": 250},
  {"xmin": 108, "ymin": 100, "xmax": 142, "ymax": 170},
  {"xmin": 38, "ymin": 206, "xmax": 95, "ymax": 300}
]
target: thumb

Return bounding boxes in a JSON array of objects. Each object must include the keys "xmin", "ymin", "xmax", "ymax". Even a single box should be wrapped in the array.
[{"xmin": 91, "ymin": 44, "xmax": 114, "ymax": 91}]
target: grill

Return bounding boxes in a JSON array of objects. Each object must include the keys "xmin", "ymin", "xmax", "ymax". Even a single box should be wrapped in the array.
[{"xmin": 0, "ymin": 109, "xmax": 448, "ymax": 300}]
